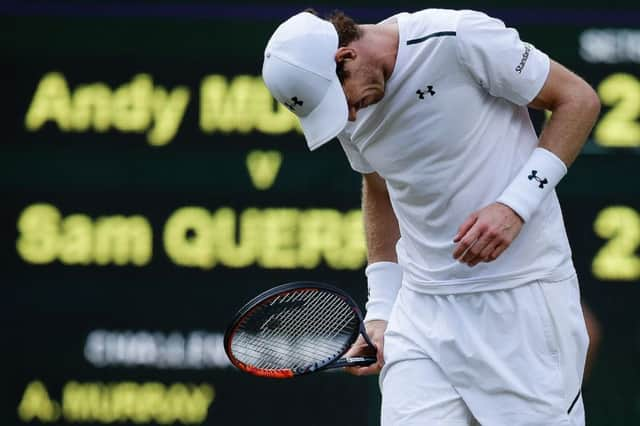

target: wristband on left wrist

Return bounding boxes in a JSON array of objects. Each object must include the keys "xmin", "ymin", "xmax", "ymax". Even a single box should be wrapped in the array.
[
  {"xmin": 496, "ymin": 147, "xmax": 567, "ymax": 222},
  {"xmin": 363, "ymin": 261, "xmax": 403, "ymax": 323}
]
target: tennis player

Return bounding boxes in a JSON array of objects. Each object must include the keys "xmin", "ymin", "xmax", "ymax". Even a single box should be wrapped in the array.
[{"xmin": 262, "ymin": 8, "xmax": 600, "ymax": 426}]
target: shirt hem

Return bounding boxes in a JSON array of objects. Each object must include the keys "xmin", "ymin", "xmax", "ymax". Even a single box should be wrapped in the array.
[{"xmin": 402, "ymin": 262, "xmax": 576, "ymax": 295}]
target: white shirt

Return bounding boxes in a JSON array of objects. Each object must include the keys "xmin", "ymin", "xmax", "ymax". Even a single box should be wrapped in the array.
[{"xmin": 338, "ymin": 9, "xmax": 576, "ymax": 294}]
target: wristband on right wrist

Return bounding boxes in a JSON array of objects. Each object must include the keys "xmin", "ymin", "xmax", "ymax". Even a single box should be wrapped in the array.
[
  {"xmin": 496, "ymin": 147, "xmax": 567, "ymax": 222},
  {"xmin": 363, "ymin": 261, "xmax": 403, "ymax": 323}
]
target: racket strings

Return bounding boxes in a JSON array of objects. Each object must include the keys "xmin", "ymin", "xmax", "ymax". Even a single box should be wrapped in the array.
[
  {"xmin": 242, "ymin": 292, "xmax": 353, "ymax": 369},
  {"xmin": 231, "ymin": 289, "xmax": 359, "ymax": 371},
  {"xmin": 234, "ymin": 319, "xmax": 334, "ymax": 369},
  {"xmin": 273, "ymin": 292, "xmax": 356, "ymax": 356},
  {"xmin": 251, "ymin": 295, "xmax": 355, "ymax": 369},
  {"xmin": 234, "ymin": 292, "xmax": 339, "ymax": 366},
  {"xmin": 259, "ymin": 290, "xmax": 332, "ymax": 342},
  {"xmin": 232, "ymin": 293, "xmax": 326, "ymax": 366},
  {"xmin": 238, "ymin": 290, "xmax": 332, "ymax": 352},
  {"xmin": 261, "ymin": 291, "xmax": 353, "ymax": 352}
]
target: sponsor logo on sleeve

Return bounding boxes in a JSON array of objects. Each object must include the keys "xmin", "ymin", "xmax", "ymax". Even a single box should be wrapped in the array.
[{"xmin": 515, "ymin": 44, "xmax": 532, "ymax": 74}]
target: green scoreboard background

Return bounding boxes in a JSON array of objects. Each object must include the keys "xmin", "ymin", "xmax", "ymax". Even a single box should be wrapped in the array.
[{"xmin": 2, "ymin": 1, "xmax": 639, "ymax": 425}]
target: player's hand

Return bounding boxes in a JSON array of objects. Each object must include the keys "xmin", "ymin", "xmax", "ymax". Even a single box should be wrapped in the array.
[
  {"xmin": 452, "ymin": 202, "xmax": 524, "ymax": 267},
  {"xmin": 344, "ymin": 319, "xmax": 387, "ymax": 376}
]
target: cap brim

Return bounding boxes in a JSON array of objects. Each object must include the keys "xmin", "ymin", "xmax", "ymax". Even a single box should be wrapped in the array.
[{"xmin": 298, "ymin": 77, "xmax": 348, "ymax": 151}]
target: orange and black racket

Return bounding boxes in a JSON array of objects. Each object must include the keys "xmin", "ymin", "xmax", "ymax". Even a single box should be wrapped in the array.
[{"xmin": 224, "ymin": 281, "xmax": 377, "ymax": 378}]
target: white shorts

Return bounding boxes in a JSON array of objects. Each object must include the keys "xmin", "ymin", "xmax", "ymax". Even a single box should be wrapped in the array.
[{"xmin": 380, "ymin": 275, "xmax": 589, "ymax": 426}]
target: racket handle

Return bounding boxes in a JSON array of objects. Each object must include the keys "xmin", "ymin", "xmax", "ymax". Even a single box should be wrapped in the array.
[{"xmin": 329, "ymin": 356, "xmax": 377, "ymax": 369}]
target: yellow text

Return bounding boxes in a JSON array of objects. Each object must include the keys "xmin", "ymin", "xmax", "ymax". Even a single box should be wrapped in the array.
[
  {"xmin": 592, "ymin": 205, "xmax": 640, "ymax": 281},
  {"xmin": 62, "ymin": 381, "xmax": 214, "ymax": 424},
  {"xmin": 200, "ymin": 74, "xmax": 302, "ymax": 135},
  {"xmin": 25, "ymin": 72, "xmax": 190, "ymax": 146},
  {"xmin": 594, "ymin": 73, "xmax": 640, "ymax": 147},
  {"xmin": 246, "ymin": 150, "xmax": 283, "ymax": 190},
  {"xmin": 17, "ymin": 203, "xmax": 153, "ymax": 266},
  {"xmin": 164, "ymin": 207, "xmax": 366, "ymax": 270},
  {"xmin": 17, "ymin": 381, "xmax": 61, "ymax": 422}
]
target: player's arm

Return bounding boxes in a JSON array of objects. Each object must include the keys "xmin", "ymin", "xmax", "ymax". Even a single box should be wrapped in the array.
[
  {"xmin": 452, "ymin": 11, "xmax": 600, "ymax": 266},
  {"xmin": 528, "ymin": 60, "xmax": 601, "ymax": 167},
  {"xmin": 345, "ymin": 171, "xmax": 401, "ymax": 376},
  {"xmin": 362, "ymin": 172, "xmax": 400, "ymax": 263},
  {"xmin": 454, "ymin": 61, "xmax": 600, "ymax": 266}
]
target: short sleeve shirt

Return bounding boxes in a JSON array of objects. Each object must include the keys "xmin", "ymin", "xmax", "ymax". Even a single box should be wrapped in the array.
[{"xmin": 338, "ymin": 9, "xmax": 575, "ymax": 293}]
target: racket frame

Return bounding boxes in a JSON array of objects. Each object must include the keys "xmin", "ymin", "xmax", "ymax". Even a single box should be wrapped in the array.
[{"xmin": 224, "ymin": 281, "xmax": 376, "ymax": 378}]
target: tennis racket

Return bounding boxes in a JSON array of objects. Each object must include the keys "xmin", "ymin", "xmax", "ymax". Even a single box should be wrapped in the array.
[{"xmin": 224, "ymin": 281, "xmax": 377, "ymax": 378}]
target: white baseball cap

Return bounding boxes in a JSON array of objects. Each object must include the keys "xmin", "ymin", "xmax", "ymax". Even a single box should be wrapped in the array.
[{"xmin": 262, "ymin": 12, "xmax": 349, "ymax": 151}]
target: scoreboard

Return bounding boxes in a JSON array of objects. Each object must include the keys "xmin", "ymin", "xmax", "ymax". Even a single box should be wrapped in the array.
[{"xmin": 2, "ymin": 1, "xmax": 639, "ymax": 425}]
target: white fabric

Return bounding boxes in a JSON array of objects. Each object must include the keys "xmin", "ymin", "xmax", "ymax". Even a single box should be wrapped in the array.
[
  {"xmin": 380, "ymin": 275, "xmax": 589, "ymax": 425},
  {"xmin": 497, "ymin": 147, "xmax": 568, "ymax": 222},
  {"xmin": 363, "ymin": 261, "xmax": 403, "ymax": 322},
  {"xmin": 381, "ymin": 357, "xmax": 479, "ymax": 425},
  {"xmin": 338, "ymin": 9, "xmax": 575, "ymax": 294},
  {"xmin": 262, "ymin": 12, "xmax": 348, "ymax": 150},
  {"xmin": 455, "ymin": 11, "xmax": 551, "ymax": 106}
]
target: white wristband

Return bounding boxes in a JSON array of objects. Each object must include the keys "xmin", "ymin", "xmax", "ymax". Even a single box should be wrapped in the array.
[
  {"xmin": 496, "ymin": 148, "xmax": 567, "ymax": 222},
  {"xmin": 363, "ymin": 261, "xmax": 403, "ymax": 323}
]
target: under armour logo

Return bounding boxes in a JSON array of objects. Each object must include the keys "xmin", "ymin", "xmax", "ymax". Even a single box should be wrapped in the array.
[
  {"xmin": 284, "ymin": 96, "xmax": 304, "ymax": 111},
  {"xmin": 528, "ymin": 170, "xmax": 548, "ymax": 188},
  {"xmin": 416, "ymin": 85, "xmax": 436, "ymax": 99}
]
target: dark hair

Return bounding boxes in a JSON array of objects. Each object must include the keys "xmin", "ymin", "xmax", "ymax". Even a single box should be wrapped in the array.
[{"xmin": 304, "ymin": 8, "xmax": 362, "ymax": 82}]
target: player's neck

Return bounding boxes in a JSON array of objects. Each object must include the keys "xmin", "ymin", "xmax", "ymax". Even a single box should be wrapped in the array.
[{"xmin": 358, "ymin": 23, "xmax": 399, "ymax": 81}]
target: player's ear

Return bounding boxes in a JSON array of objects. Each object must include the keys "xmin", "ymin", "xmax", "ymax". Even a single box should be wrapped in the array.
[{"xmin": 335, "ymin": 47, "xmax": 357, "ymax": 63}]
